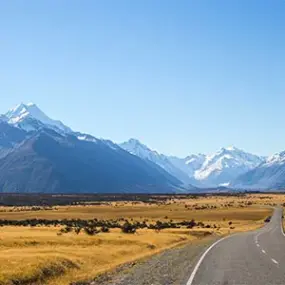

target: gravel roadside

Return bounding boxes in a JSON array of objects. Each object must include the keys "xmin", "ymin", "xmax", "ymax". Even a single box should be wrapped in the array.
[{"xmin": 79, "ymin": 236, "xmax": 217, "ymax": 285}]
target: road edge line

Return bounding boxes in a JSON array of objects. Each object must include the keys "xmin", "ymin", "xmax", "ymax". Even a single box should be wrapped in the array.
[
  {"xmin": 280, "ymin": 209, "xmax": 285, "ymax": 237},
  {"xmin": 187, "ymin": 208, "xmax": 279, "ymax": 285},
  {"xmin": 281, "ymin": 221, "xmax": 285, "ymax": 236},
  {"xmin": 186, "ymin": 235, "xmax": 232, "ymax": 285}
]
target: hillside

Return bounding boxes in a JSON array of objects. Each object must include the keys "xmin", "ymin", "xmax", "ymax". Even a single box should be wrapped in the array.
[{"xmin": 0, "ymin": 127, "xmax": 182, "ymax": 193}]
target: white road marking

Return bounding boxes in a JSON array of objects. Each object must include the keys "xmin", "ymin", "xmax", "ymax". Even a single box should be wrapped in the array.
[
  {"xmin": 187, "ymin": 209, "xmax": 282, "ymax": 285},
  {"xmin": 271, "ymin": 258, "xmax": 279, "ymax": 265},
  {"xmin": 255, "ymin": 226, "xmax": 271, "ymax": 244},
  {"xmin": 186, "ymin": 235, "xmax": 234, "ymax": 285},
  {"xmin": 256, "ymin": 232, "xmax": 262, "ymax": 239}
]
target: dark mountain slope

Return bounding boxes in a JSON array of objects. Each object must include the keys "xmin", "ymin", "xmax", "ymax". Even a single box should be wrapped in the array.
[
  {"xmin": 0, "ymin": 121, "xmax": 28, "ymax": 159},
  {"xmin": 0, "ymin": 130, "xmax": 182, "ymax": 193},
  {"xmin": 0, "ymin": 121, "xmax": 27, "ymax": 147},
  {"xmin": 232, "ymin": 158, "xmax": 285, "ymax": 190}
]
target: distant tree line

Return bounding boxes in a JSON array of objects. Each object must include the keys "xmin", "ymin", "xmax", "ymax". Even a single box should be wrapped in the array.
[{"xmin": 0, "ymin": 193, "xmax": 248, "ymax": 207}]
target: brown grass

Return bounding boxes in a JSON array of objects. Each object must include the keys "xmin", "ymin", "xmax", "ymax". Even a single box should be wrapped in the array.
[
  {"xmin": 0, "ymin": 193, "xmax": 280, "ymax": 285},
  {"xmin": 0, "ymin": 200, "xmax": 274, "ymax": 222},
  {"xmin": 0, "ymin": 227, "xmax": 198, "ymax": 285}
]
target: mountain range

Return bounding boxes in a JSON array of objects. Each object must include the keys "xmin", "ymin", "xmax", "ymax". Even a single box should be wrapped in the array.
[
  {"xmin": 120, "ymin": 140, "xmax": 265, "ymax": 188},
  {"xmin": 232, "ymin": 153, "xmax": 285, "ymax": 190},
  {"xmin": 0, "ymin": 102, "xmax": 284, "ymax": 193},
  {"xmin": 0, "ymin": 103, "xmax": 183, "ymax": 193}
]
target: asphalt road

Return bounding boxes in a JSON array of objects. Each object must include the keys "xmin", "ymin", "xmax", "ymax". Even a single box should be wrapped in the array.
[{"xmin": 187, "ymin": 207, "xmax": 285, "ymax": 285}]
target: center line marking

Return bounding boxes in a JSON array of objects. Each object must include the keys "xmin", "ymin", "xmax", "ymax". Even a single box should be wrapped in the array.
[
  {"xmin": 262, "ymin": 249, "xmax": 266, "ymax": 254},
  {"xmin": 271, "ymin": 258, "xmax": 279, "ymax": 265},
  {"xmin": 256, "ymin": 244, "xmax": 260, "ymax": 247}
]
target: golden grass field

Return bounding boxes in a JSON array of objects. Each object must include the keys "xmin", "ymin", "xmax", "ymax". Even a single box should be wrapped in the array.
[{"xmin": 0, "ymin": 193, "xmax": 283, "ymax": 285}]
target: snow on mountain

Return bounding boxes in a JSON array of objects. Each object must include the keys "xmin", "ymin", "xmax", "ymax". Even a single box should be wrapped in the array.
[
  {"xmin": 120, "ymin": 139, "xmax": 156, "ymax": 159},
  {"xmin": 5, "ymin": 103, "xmax": 72, "ymax": 133},
  {"xmin": 263, "ymin": 151, "xmax": 285, "ymax": 166},
  {"xmin": 120, "ymin": 139, "xmax": 195, "ymax": 186},
  {"xmin": 73, "ymin": 132, "xmax": 99, "ymax": 143},
  {"xmin": 185, "ymin": 154, "xmax": 206, "ymax": 168},
  {"xmin": 167, "ymin": 154, "xmax": 206, "ymax": 182},
  {"xmin": 184, "ymin": 154, "xmax": 206, "ymax": 175},
  {"xmin": 194, "ymin": 146, "xmax": 265, "ymax": 187},
  {"xmin": 120, "ymin": 140, "xmax": 267, "ymax": 188},
  {"xmin": 3, "ymin": 103, "xmax": 271, "ymax": 190},
  {"xmin": 231, "ymin": 151, "xmax": 285, "ymax": 190},
  {"xmin": 5, "ymin": 103, "xmax": 126, "ymax": 149}
]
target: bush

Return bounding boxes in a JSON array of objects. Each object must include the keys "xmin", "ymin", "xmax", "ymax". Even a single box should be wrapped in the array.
[
  {"xmin": 185, "ymin": 219, "xmax": 196, "ymax": 229},
  {"xmin": 60, "ymin": 226, "xmax": 73, "ymax": 234},
  {"xmin": 74, "ymin": 227, "xmax": 82, "ymax": 235},
  {"xmin": 121, "ymin": 222, "xmax": 137, "ymax": 234},
  {"xmin": 84, "ymin": 226, "xmax": 99, "ymax": 236},
  {"xmin": 197, "ymin": 221, "xmax": 205, "ymax": 228},
  {"xmin": 101, "ymin": 226, "xmax": 110, "ymax": 233}
]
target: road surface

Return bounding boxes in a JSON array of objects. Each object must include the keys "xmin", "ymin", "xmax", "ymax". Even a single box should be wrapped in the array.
[{"xmin": 188, "ymin": 207, "xmax": 285, "ymax": 285}]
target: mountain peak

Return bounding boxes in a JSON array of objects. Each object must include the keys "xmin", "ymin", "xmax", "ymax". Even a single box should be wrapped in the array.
[
  {"xmin": 120, "ymin": 139, "xmax": 195, "ymax": 186},
  {"xmin": 225, "ymin": 145, "xmax": 238, "ymax": 151},
  {"xmin": 194, "ymin": 146, "xmax": 265, "ymax": 186},
  {"xmin": 127, "ymin": 138, "xmax": 143, "ymax": 145},
  {"xmin": 5, "ymin": 103, "xmax": 72, "ymax": 133},
  {"xmin": 122, "ymin": 138, "xmax": 152, "ymax": 151},
  {"xmin": 6, "ymin": 103, "xmax": 42, "ymax": 121},
  {"xmin": 219, "ymin": 145, "xmax": 241, "ymax": 153},
  {"xmin": 26, "ymin": 102, "xmax": 35, "ymax": 107}
]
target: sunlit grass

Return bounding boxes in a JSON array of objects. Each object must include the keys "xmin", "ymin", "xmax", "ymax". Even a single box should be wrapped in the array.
[{"xmin": 0, "ymin": 193, "xmax": 279, "ymax": 284}]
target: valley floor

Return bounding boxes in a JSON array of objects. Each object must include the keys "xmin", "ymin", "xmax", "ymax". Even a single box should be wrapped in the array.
[{"xmin": 0, "ymin": 193, "xmax": 281, "ymax": 285}]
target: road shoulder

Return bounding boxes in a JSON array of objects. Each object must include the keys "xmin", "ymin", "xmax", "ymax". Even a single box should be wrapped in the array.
[{"xmin": 77, "ymin": 236, "xmax": 217, "ymax": 285}]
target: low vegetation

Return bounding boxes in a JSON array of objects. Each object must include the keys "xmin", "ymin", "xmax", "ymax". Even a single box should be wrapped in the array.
[{"xmin": 0, "ymin": 193, "xmax": 281, "ymax": 285}]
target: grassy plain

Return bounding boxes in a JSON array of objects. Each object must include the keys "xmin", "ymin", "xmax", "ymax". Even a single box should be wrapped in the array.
[{"xmin": 0, "ymin": 193, "xmax": 281, "ymax": 285}]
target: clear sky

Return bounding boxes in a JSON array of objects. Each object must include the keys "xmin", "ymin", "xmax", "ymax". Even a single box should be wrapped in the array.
[{"xmin": 0, "ymin": 0, "xmax": 284, "ymax": 157}]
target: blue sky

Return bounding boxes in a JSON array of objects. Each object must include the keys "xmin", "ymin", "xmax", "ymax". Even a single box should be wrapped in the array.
[{"xmin": 0, "ymin": 0, "xmax": 284, "ymax": 157}]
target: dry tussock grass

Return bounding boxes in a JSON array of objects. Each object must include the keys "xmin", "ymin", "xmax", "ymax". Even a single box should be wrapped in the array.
[
  {"xmin": 0, "ymin": 227, "xmax": 196, "ymax": 285},
  {"xmin": 0, "ymin": 193, "xmax": 279, "ymax": 284}
]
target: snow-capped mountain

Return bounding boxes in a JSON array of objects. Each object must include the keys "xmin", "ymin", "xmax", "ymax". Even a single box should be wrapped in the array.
[
  {"xmin": 120, "ymin": 139, "xmax": 203, "ymax": 180},
  {"xmin": 120, "ymin": 139, "xmax": 195, "ymax": 187},
  {"xmin": 232, "ymin": 151, "xmax": 285, "ymax": 190},
  {"xmin": 120, "ymin": 140, "xmax": 266, "ymax": 188},
  {"xmin": 5, "ymin": 103, "xmax": 112, "ymax": 145},
  {"xmin": 194, "ymin": 146, "xmax": 265, "ymax": 187},
  {"xmin": 168, "ymin": 154, "xmax": 206, "ymax": 178},
  {"xmin": 0, "ymin": 102, "xmax": 278, "ymax": 191},
  {"xmin": 0, "ymin": 105, "xmax": 184, "ymax": 194},
  {"xmin": 263, "ymin": 152, "xmax": 285, "ymax": 166},
  {"xmin": 5, "ymin": 103, "xmax": 72, "ymax": 133}
]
